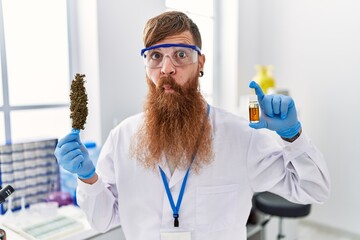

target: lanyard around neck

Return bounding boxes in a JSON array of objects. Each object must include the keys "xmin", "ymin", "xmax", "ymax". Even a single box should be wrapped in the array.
[
  {"xmin": 159, "ymin": 103, "xmax": 210, "ymax": 228},
  {"xmin": 159, "ymin": 163, "xmax": 191, "ymax": 227}
]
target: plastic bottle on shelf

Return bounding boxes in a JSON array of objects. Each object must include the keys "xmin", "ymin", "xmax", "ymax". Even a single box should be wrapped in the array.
[
  {"xmin": 253, "ymin": 65, "xmax": 276, "ymax": 94},
  {"xmin": 84, "ymin": 141, "xmax": 101, "ymax": 166}
]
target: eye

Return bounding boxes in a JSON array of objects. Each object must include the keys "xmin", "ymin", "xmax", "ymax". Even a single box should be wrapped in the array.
[
  {"xmin": 150, "ymin": 51, "xmax": 162, "ymax": 60},
  {"xmin": 176, "ymin": 50, "xmax": 188, "ymax": 59}
]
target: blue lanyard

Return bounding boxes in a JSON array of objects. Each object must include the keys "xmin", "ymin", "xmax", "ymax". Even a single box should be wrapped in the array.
[
  {"xmin": 159, "ymin": 162, "xmax": 192, "ymax": 227},
  {"xmin": 159, "ymin": 104, "xmax": 210, "ymax": 228}
]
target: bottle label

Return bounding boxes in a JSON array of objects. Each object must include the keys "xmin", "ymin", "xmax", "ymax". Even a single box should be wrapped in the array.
[{"xmin": 249, "ymin": 105, "xmax": 260, "ymax": 123}]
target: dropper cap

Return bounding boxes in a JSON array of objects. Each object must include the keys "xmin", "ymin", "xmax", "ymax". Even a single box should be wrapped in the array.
[{"xmin": 249, "ymin": 89, "xmax": 258, "ymax": 102}]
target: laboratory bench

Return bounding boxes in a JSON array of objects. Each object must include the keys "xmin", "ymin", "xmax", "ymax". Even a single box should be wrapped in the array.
[{"xmin": 0, "ymin": 205, "xmax": 124, "ymax": 240}]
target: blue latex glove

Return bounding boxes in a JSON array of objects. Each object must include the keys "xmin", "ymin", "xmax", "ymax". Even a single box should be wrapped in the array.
[
  {"xmin": 249, "ymin": 81, "xmax": 301, "ymax": 139},
  {"xmin": 54, "ymin": 130, "xmax": 96, "ymax": 179}
]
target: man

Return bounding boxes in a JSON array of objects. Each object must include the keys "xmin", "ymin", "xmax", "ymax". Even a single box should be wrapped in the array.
[{"xmin": 55, "ymin": 11, "xmax": 330, "ymax": 240}]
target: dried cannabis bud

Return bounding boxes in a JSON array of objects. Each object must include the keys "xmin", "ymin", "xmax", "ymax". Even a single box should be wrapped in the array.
[{"xmin": 70, "ymin": 73, "xmax": 88, "ymax": 130}]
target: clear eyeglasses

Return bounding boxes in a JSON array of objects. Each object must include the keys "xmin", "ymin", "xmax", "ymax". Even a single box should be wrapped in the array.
[{"xmin": 140, "ymin": 43, "xmax": 201, "ymax": 68}]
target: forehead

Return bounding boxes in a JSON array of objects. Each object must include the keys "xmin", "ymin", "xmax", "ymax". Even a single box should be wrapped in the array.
[{"xmin": 153, "ymin": 31, "xmax": 195, "ymax": 46}]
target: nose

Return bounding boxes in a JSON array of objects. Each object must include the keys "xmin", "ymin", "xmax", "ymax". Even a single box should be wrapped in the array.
[{"xmin": 161, "ymin": 56, "xmax": 176, "ymax": 75}]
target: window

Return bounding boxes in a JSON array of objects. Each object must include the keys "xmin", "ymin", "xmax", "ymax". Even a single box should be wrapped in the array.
[
  {"xmin": 165, "ymin": 0, "xmax": 214, "ymax": 104},
  {"xmin": 0, "ymin": 0, "xmax": 71, "ymax": 144}
]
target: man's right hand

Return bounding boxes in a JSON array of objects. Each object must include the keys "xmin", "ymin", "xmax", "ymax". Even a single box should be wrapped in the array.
[{"xmin": 54, "ymin": 131, "xmax": 96, "ymax": 180}]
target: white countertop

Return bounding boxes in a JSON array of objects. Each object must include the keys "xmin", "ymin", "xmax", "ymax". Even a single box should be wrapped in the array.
[{"xmin": 0, "ymin": 204, "xmax": 120, "ymax": 240}]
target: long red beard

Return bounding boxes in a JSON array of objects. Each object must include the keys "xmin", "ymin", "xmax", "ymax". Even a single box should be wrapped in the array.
[{"xmin": 130, "ymin": 75, "xmax": 213, "ymax": 172}]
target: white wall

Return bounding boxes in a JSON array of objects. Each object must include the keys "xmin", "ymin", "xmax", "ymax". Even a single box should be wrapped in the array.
[
  {"xmin": 69, "ymin": 0, "xmax": 102, "ymax": 145},
  {"xmin": 237, "ymin": 0, "xmax": 260, "ymax": 97},
  {"xmin": 212, "ymin": 0, "xmax": 240, "ymax": 113},
  {"xmin": 75, "ymin": 0, "xmax": 165, "ymax": 144},
  {"xmin": 96, "ymin": 0, "xmax": 165, "ymax": 143},
  {"xmin": 254, "ymin": 0, "xmax": 360, "ymax": 236}
]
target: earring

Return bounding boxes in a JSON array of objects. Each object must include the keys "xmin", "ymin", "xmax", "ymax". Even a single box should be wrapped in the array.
[{"xmin": 199, "ymin": 71, "xmax": 204, "ymax": 77}]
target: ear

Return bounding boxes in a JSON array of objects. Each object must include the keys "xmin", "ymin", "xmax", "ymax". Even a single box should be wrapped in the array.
[{"xmin": 198, "ymin": 54, "xmax": 206, "ymax": 72}]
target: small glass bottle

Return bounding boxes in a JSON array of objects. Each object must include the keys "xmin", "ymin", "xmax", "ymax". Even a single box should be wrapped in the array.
[{"xmin": 249, "ymin": 94, "xmax": 260, "ymax": 123}]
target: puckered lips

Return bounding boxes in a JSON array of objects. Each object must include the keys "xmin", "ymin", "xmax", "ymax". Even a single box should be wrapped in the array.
[{"xmin": 163, "ymin": 84, "xmax": 175, "ymax": 93}]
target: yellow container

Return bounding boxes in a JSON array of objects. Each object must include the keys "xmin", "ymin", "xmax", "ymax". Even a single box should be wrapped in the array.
[{"xmin": 253, "ymin": 65, "xmax": 275, "ymax": 94}]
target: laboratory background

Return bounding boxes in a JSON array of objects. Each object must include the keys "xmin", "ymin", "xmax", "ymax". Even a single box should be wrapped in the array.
[{"xmin": 0, "ymin": 0, "xmax": 359, "ymax": 239}]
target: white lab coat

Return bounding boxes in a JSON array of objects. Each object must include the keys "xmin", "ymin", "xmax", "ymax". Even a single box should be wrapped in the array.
[{"xmin": 77, "ymin": 106, "xmax": 330, "ymax": 240}]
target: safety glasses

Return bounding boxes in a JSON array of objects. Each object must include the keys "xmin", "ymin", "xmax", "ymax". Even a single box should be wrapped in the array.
[{"xmin": 140, "ymin": 43, "xmax": 201, "ymax": 68}]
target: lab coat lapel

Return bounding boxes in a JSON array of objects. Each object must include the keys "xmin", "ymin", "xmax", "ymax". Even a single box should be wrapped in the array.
[
  {"xmin": 159, "ymin": 157, "xmax": 172, "ymax": 179},
  {"xmin": 168, "ymin": 167, "xmax": 188, "ymax": 188},
  {"xmin": 159, "ymin": 156, "xmax": 190, "ymax": 189}
]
